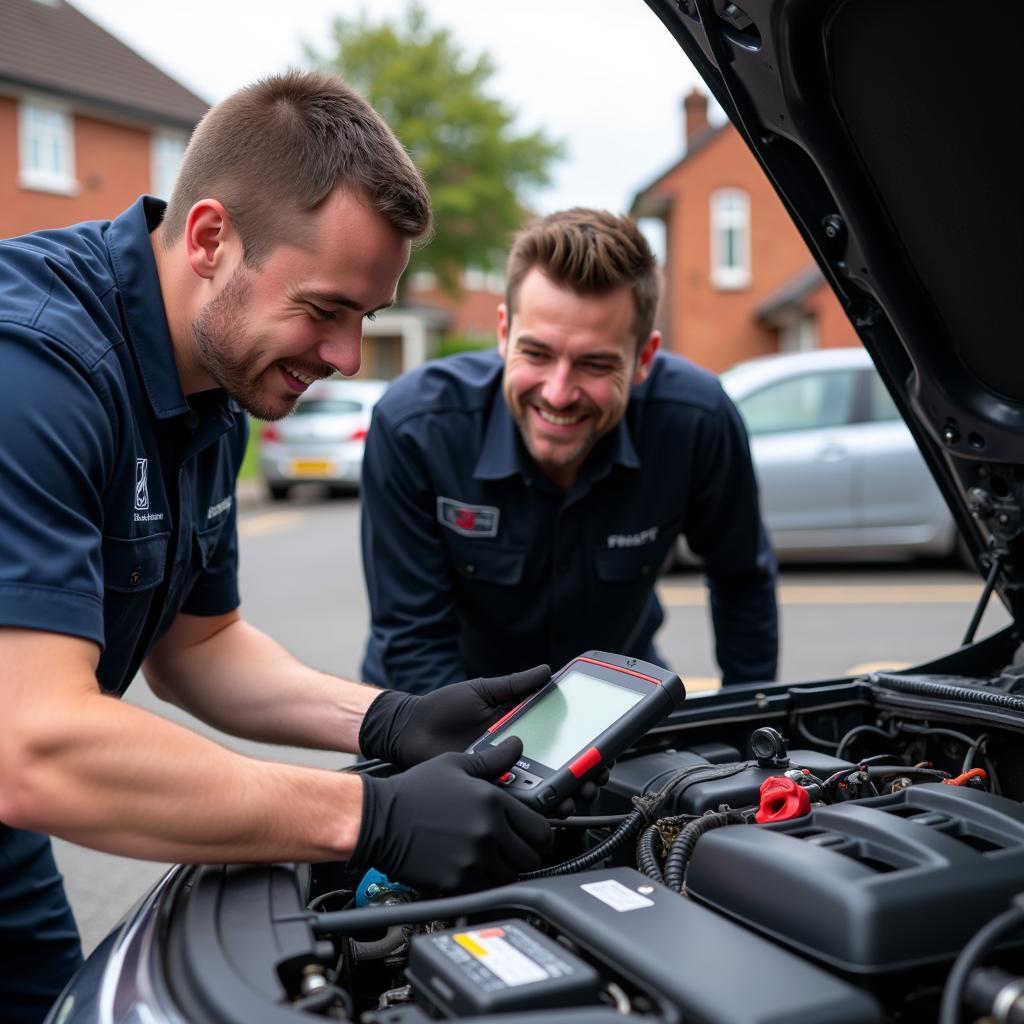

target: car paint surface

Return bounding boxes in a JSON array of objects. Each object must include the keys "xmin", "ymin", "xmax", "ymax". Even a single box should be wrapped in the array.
[
  {"xmin": 720, "ymin": 348, "xmax": 957, "ymax": 560},
  {"xmin": 258, "ymin": 378, "xmax": 389, "ymax": 497}
]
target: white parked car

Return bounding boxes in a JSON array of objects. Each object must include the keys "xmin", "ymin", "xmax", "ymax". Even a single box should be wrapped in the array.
[
  {"xmin": 718, "ymin": 347, "xmax": 958, "ymax": 561},
  {"xmin": 258, "ymin": 378, "xmax": 389, "ymax": 500}
]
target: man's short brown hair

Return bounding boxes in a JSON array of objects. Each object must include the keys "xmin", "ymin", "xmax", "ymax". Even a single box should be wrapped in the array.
[
  {"xmin": 505, "ymin": 208, "xmax": 661, "ymax": 348},
  {"xmin": 161, "ymin": 70, "xmax": 432, "ymax": 265}
]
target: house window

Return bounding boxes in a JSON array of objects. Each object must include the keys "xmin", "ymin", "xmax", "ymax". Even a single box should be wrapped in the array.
[
  {"xmin": 709, "ymin": 188, "xmax": 750, "ymax": 289},
  {"xmin": 19, "ymin": 99, "xmax": 76, "ymax": 195},
  {"xmin": 151, "ymin": 131, "xmax": 188, "ymax": 199}
]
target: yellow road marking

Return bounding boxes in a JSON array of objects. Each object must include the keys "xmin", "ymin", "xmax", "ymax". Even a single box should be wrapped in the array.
[
  {"xmin": 238, "ymin": 511, "xmax": 306, "ymax": 538},
  {"xmin": 658, "ymin": 583, "xmax": 982, "ymax": 607},
  {"xmin": 682, "ymin": 661, "xmax": 914, "ymax": 694}
]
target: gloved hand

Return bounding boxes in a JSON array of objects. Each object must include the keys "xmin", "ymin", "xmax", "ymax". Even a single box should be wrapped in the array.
[
  {"xmin": 351, "ymin": 737, "xmax": 553, "ymax": 892},
  {"xmin": 359, "ymin": 665, "xmax": 551, "ymax": 769}
]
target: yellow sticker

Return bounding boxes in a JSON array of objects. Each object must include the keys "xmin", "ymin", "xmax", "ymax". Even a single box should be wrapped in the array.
[{"xmin": 453, "ymin": 933, "xmax": 489, "ymax": 958}]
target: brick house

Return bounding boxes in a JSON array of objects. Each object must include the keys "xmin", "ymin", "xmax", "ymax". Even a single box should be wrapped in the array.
[
  {"xmin": 0, "ymin": 0, "xmax": 210, "ymax": 237},
  {"xmin": 631, "ymin": 89, "xmax": 859, "ymax": 373}
]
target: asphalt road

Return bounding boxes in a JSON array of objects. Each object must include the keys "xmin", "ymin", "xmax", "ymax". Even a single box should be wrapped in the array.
[{"xmin": 53, "ymin": 491, "xmax": 1011, "ymax": 954}]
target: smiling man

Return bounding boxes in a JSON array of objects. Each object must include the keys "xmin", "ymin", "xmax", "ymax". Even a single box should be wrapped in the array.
[
  {"xmin": 0, "ymin": 72, "xmax": 559, "ymax": 1023},
  {"xmin": 361, "ymin": 208, "xmax": 779, "ymax": 696}
]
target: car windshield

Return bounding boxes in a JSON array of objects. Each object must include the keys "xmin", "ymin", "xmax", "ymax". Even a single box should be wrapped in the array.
[{"xmin": 292, "ymin": 399, "xmax": 363, "ymax": 416}]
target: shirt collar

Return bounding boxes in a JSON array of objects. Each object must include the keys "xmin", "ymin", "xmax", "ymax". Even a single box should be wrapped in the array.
[
  {"xmin": 106, "ymin": 196, "xmax": 240, "ymax": 432},
  {"xmin": 473, "ymin": 381, "xmax": 642, "ymax": 484}
]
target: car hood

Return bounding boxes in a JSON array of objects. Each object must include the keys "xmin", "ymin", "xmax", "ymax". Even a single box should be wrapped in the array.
[{"xmin": 645, "ymin": 0, "xmax": 1024, "ymax": 622}]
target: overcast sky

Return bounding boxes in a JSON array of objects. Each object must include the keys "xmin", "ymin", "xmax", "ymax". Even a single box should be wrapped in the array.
[{"xmin": 73, "ymin": 0, "xmax": 719, "ymax": 221}]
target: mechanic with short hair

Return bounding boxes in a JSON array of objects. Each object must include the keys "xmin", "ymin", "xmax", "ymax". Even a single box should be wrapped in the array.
[
  {"xmin": 0, "ymin": 71, "xmax": 555, "ymax": 1023},
  {"xmin": 360, "ymin": 208, "xmax": 778, "ymax": 696}
]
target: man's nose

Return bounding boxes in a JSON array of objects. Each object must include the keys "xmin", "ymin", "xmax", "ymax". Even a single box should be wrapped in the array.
[
  {"xmin": 318, "ymin": 323, "xmax": 363, "ymax": 378},
  {"xmin": 541, "ymin": 362, "xmax": 577, "ymax": 408}
]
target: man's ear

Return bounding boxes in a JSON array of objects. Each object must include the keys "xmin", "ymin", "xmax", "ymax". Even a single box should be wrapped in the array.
[
  {"xmin": 497, "ymin": 302, "xmax": 510, "ymax": 358},
  {"xmin": 184, "ymin": 199, "xmax": 236, "ymax": 281},
  {"xmin": 633, "ymin": 331, "xmax": 661, "ymax": 385}
]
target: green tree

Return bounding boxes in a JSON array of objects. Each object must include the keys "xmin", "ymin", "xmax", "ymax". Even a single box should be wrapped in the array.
[{"xmin": 306, "ymin": 4, "xmax": 563, "ymax": 293}]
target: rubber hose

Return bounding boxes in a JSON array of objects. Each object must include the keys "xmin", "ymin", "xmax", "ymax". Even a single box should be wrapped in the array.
[
  {"xmin": 350, "ymin": 923, "xmax": 410, "ymax": 963},
  {"xmin": 519, "ymin": 809, "xmax": 645, "ymax": 879},
  {"xmin": 664, "ymin": 810, "xmax": 747, "ymax": 893},
  {"xmin": 872, "ymin": 672, "xmax": 1024, "ymax": 714},
  {"xmin": 636, "ymin": 825, "xmax": 665, "ymax": 884}
]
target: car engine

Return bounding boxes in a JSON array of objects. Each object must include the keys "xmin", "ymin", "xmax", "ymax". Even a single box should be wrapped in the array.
[{"xmin": 145, "ymin": 663, "xmax": 1024, "ymax": 1024}]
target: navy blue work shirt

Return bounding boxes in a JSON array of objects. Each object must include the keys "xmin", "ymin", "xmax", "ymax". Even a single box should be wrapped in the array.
[
  {"xmin": 0, "ymin": 197, "xmax": 246, "ymax": 1018},
  {"xmin": 360, "ymin": 349, "xmax": 778, "ymax": 695},
  {"xmin": 0, "ymin": 196, "xmax": 246, "ymax": 693}
]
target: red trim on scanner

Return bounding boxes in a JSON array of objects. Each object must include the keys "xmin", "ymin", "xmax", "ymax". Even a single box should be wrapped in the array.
[
  {"xmin": 568, "ymin": 746, "xmax": 603, "ymax": 778},
  {"xmin": 575, "ymin": 656, "xmax": 661, "ymax": 684},
  {"xmin": 487, "ymin": 699, "xmax": 529, "ymax": 733}
]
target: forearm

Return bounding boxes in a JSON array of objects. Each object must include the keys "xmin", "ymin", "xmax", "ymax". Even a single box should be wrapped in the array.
[
  {"xmin": 3, "ymin": 681, "xmax": 364, "ymax": 864},
  {"xmin": 144, "ymin": 614, "xmax": 380, "ymax": 752},
  {"xmin": 709, "ymin": 575, "xmax": 779, "ymax": 684}
]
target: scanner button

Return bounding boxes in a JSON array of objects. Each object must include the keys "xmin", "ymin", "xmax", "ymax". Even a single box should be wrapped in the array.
[
  {"xmin": 498, "ymin": 771, "xmax": 516, "ymax": 785},
  {"xmin": 568, "ymin": 746, "xmax": 602, "ymax": 778}
]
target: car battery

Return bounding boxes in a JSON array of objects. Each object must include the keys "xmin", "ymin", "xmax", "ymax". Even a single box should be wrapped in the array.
[{"xmin": 405, "ymin": 918, "xmax": 602, "ymax": 1017}]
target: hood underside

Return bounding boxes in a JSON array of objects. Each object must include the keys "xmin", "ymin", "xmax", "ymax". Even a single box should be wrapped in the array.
[{"xmin": 645, "ymin": 0, "xmax": 1024, "ymax": 623}]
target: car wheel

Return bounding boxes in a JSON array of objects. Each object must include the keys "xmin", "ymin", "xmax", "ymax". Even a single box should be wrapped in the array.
[{"xmin": 267, "ymin": 483, "xmax": 291, "ymax": 502}]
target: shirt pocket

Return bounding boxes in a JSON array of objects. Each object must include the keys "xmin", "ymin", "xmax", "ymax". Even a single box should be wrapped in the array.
[
  {"xmin": 194, "ymin": 521, "xmax": 226, "ymax": 569},
  {"xmin": 593, "ymin": 546, "xmax": 660, "ymax": 584},
  {"xmin": 100, "ymin": 533, "xmax": 170, "ymax": 666},
  {"xmin": 449, "ymin": 539, "xmax": 526, "ymax": 586},
  {"xmin": 102, "ymin": 533, "xmax": 170, "ymax": 593}
]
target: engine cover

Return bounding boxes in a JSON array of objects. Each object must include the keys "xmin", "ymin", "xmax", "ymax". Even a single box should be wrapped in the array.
[{"xmin": 686, "ymin": 784, "xmax": 1024, "ymax": 974}]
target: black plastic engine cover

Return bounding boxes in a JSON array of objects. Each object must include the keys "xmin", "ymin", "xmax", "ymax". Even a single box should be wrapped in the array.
[
  {"xmin": 602, "ymin": 748, "xmax": 855, "ymax": 816},
  {"xmin": 417, "ymin": 868, "xmax": 883, "ymax": 1023},
  {"xmin": 686, "ymin": 784, "xmax": 1024, "ymax": 973}
]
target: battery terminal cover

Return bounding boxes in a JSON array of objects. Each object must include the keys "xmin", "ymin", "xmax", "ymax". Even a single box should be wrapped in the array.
[
  {"xmin": 405, "ymin": 918, "xmax": 603, "ymax": 1017},
  {"xmin": 755, "ymin": 775, "xmax": 812, "ymax": 824}
]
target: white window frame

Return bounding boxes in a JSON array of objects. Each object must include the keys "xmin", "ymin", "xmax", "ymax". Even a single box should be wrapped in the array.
[
  {"xmin": 709, "ymin": 187, "xmax": 751, "ymax": 290},
  {"xmin": 151, "ymin": 130, "xmax": 188, "ymax": 199},
  {"xmin": 18, "ymin": 97, "xmax": 77, "ymax": 195}
]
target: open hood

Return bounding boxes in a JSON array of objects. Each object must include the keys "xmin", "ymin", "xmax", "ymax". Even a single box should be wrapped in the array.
[{"xmin": 645, "ymin": 0, "xmax": 1024, "ymax": 624}]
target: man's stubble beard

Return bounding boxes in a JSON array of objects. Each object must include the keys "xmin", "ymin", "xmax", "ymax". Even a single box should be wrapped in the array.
[{"xmin": 191, "ymin": 264, "xmax": 293, "ymax": 422}]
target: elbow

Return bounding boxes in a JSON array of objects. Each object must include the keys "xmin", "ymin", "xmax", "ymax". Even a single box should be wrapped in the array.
[{"xmin": 0, "ymin": 737, "xmax": 56, "ymax": 832}]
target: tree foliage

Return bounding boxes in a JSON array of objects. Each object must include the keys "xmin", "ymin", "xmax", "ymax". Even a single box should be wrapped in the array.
[{"xmin": 306, "ymin": 4, "xmax": 563, "ymax": 293}]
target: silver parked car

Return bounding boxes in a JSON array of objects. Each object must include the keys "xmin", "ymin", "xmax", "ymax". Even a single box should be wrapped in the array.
[
  {"xmin": 258, "ymin": 378, "xmax": 389, "ymax": 501},
  {"xmin": 719, "ymin": 347, "xmax": 958, "ymax": 561}
]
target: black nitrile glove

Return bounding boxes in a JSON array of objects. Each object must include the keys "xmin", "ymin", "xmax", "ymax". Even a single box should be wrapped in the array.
[
  {"xmin": 351, "ymin": 737, "xmax": 553, "ymax": 892},
  {"xmin": 359, "ymin": 665, "xmax": 551, "ymax": 769}
]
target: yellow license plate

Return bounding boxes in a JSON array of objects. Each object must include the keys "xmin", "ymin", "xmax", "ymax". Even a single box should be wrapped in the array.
[{"xmin": 290, "ymin": 458, "xmax": 334, "ymax": 476}]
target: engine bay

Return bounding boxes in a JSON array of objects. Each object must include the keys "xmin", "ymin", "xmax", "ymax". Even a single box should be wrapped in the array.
[{"xmin": 146, "ymin": 651, "xmax": 1024, "ymax": 1024}]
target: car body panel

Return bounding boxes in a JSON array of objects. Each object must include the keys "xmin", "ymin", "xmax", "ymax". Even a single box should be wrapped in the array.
[
  {"xmin": 258, "ymin": 378, "xmax": 389, "ymax": 495},
  {"xmin": 711, "ymin": 349, "xmax": 957, "ymax": 560}
]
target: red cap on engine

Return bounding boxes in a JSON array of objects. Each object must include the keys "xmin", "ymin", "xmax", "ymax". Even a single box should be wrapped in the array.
[{"xmin": 755, "ymin": 775, "xmax": 811, "ymax": 824}]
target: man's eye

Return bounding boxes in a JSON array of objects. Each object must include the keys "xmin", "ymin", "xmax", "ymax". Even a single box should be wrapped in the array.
[
  {"xmin": 521, "ymin": 349, "xmax": 547, "ymax": 362},
  {"xmin": 308, "ymin": 304, "xmax": 336, "ymax": 321},
  {"xmin": 583, "ymin": 362, "xmax": 613, "ymax": 374}
]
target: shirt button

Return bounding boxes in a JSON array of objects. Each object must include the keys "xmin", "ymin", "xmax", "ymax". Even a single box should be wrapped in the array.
[
  {"xmin": 129, "ymin": 568, "xmax": 142, "ymax": 587},
  {"xmin": 641, "ymin": 564, "xmax": 651, "ymax": 575},
  {"xmin": 465, "ymin": 563, "xmax": 476, "ymax": 575}
]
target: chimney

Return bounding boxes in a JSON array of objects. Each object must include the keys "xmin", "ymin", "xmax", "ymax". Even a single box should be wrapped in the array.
[{"xmin": 684, "ymin": 88, "xmax": 709, "ymax": 151}]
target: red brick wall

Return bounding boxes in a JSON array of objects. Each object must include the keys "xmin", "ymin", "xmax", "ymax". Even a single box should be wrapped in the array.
[
  {"xmin": 650, "ymin": 127, "xmax": 859, "ymax": 373},
  {"xmin": 410, "ymin": 283, "xmax": 502, "ymax": 341},
  {"xmin": 0, "ymin": 96, "xmax": 156, "ymax": 238}
]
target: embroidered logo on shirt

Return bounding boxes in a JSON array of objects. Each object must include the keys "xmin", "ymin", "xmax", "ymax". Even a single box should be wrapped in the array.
[
  {"xmin": 208, "ymin": 495, "xmax": 233, "ymax": 520},
  {"xmin": 132, "ymin": 457, "xmax": 165, "ymax": 523},
  {"xmin": 437, "ymin": 497, "xmax": 500, "ymax": 537},
  {"xmin": 607, "ymin": 526, "xmax": 659, "ymax": 548},
  {"xmin": 135, "ymin": 458, "xmax": 149, "ymax": 511}
]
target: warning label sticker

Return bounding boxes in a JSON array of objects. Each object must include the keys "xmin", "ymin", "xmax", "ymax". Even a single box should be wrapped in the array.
[
  {"xmin": 580, "ymin": 879, "xmax": 655, "ymax": 912},
  {"xmin": 453, "ymin": 928, "xmax": 548, "ymax": 987}
]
